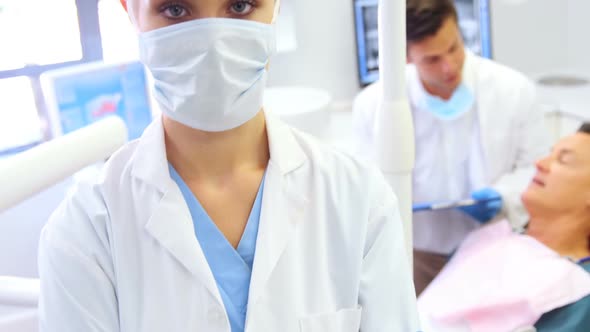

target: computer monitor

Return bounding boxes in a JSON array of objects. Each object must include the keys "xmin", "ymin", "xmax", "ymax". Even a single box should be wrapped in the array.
[
  {"xmin": 354, "ymin": 0, "xmax": 380, "ymax": 86},
  {"xmin": 353, "ymin": 0, "xmax": 492, "ymax": 86},
  {"xmin": 42, "ymin": 61, "xmax": 153, "ymax": 140}
]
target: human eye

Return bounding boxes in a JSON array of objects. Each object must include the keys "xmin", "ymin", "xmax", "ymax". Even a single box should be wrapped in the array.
[
  {"xmin": 228, "ymin": 0, "xmax": 256, "ymax": 16},
  {"xmin": 557, "ymin": 150, "xmax": 575, "ymax": 164},
  {"xmin": 424, "ymin": 56, "xmax": 439, "ymax": 65},
  {"xmin": 449, "ymin": 43, "xmax": 458, "ymax": 53},
  {"xmin": 160, "ymin": 3, "xmax": 190, "ymax": 20}
]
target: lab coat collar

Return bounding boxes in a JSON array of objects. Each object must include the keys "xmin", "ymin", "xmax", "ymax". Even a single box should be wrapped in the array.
[
  {"xmin": 131, "ymin": 112, "xmax": 308, "ymax": 190},
  {"xmin": 264, "ymin": 111, "xmax": 308, "ymax": 175},
  {"xmin": 131, "ymin": 112, "xmax": 309, "ymax": 314},
  {"xmin": 462, "ymin": 50, "xmax": 477, "ymax": 98},
  {"xmin": 132, "ymin": 117, "xmax": 223, "ymax": 304},
  {"xmin": 145, "ymin": 184, "xmax": 223, "ymax": 304},
  {"xmin": 245, "ymin": 112, "xmax": 309, "ymax": 325},
  {"xmin": 246, "ymin": 160, "xmax": 308, "ymax": 321},
  {"xmin": 130, "ymin": 116, "xmax": 171, "ymax": 193},
  {"xmin": 462, "ymin": 50, "xmax": 492, "ymax": 177}
]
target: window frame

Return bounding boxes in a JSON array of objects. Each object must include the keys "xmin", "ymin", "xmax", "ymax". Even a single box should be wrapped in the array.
[{"xmin": 0, "ymin": 0, "xmax": 104, "ymax": 142}]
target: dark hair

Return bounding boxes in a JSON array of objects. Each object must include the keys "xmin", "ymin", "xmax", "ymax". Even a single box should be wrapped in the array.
[
  {"xmin": 579, "ymin": 123, "xmax": 590, "ymax": 135},
  {"xmin": 406, "ymin": 0, "xmax": 458, "ymax": 43}
]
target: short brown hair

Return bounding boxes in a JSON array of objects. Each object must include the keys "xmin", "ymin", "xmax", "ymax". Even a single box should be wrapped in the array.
[
  {"xmin": 579, "ymin": 123, "xmax": 590, "ymax": 135},
  {"xmin": 407, "ymin": 0, "xmax": 458, "ymax": 43}
]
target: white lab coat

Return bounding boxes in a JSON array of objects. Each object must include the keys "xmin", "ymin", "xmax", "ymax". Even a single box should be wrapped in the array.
[
  {"xmin": 353, "ymin": 51, "xmax": 549, "ymax": 253},
  {"xmin": 38, "ymin": 113, "xmax": 419, "ymax": 332}
]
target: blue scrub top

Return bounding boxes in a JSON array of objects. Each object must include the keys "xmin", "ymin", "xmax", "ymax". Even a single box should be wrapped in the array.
[{"xmin": 169, "ymin": 165, "xmax": 265, "ymax": 332}]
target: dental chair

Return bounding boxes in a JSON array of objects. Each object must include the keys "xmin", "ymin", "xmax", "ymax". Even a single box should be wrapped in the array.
[{"xmin": 0, "ymin": 117, "xmax": 127, "ymax": 332}]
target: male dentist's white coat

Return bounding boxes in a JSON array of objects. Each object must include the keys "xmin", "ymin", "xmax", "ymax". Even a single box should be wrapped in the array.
[{"xmin": 354, "ymin": 51, "xmax": 549, "ymax": 253}]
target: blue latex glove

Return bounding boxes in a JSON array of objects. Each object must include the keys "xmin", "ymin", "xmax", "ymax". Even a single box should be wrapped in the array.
[{"xmin": 457, "ymin": 188, "xmax": 503, "ymax": 223}]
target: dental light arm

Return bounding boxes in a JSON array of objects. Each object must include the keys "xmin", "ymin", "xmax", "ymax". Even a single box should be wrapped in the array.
[
  {"xmin": 0, "ymin": 117, "xmax": 128, "ymax": 212},
  {"xmin": 377, "ymin": 0, "xmax": 415, "ymax": 262}
]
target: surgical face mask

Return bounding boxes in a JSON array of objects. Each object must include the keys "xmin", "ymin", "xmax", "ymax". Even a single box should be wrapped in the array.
[
  {"xmin": 138, "ymin": 15, "xmax": 277, "ymax": 132},
  {"xmin": 424, "ymin": 83, "xmax": 475, "ymax": 121}
]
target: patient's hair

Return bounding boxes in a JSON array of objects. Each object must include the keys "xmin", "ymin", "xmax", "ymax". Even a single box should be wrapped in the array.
[{"xmin": 407, "ymin": 0, "xmax": 458, "ymax": 44}]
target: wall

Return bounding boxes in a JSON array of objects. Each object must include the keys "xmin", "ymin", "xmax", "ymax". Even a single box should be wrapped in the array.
[
  {"xmin": 566, "ymin": 0, "xmax": 590, "ymax": 75},
  {"xmin": 491, "ymin": 0, "xmax": 590, "ymax": 79},
  {"xmin": 490, "ymin": 0, "xmax": 590, "ymax": 143},
  {"xmin": 490, "ymin": 0, "xmax": 569, "ymax": 77},
  {"xmin": 267, "ymin": 0, "xmax": 361, "ymax": 110}
]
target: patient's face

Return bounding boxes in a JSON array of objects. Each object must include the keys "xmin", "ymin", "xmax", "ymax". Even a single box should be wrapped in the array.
[{"xmin": 522, "ymin": 132, "xmax": 590, "ymax": 217}]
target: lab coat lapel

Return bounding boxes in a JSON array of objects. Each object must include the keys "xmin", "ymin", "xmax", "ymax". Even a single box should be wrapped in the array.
[
  {"xmin": 144, "ymin": 184, "xmax": 222, "ymax": 303},
  {"xmin": 463, "ymin": 50, "xmax": 494, "ymax": 184},
  {"xmin": 131, "ymin": 117, "xmax": 223, "ymax": 305},
  {"xmin": 246, "ymin": 112, "xmax": 308, "ymax": 316},
  {"xmin": 464, "ymin": 51, "xmax": 491, "ymax": 181},
  {"xmin": 246, "ymin": 165, "xmax": 306, "ymax": 310}
]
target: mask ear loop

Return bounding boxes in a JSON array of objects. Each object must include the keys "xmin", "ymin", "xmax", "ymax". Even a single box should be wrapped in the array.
[{"xmin": 271, "ymin": 0, "xmax": 281, "ymax": 24}]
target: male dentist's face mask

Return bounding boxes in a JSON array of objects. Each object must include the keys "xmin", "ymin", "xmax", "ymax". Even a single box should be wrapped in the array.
[
  {"xmin": 424, "ymin": 83, "xmax": 475, "ymax": 121},
  {"xmin": 138, "ymin": 4, "xmax": 279, "ymax": 132}
]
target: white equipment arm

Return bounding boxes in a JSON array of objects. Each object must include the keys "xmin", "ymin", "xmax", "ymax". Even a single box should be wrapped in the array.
[
  {"xmin": 0, "ymin": 117, "xmax": 128, "ymax": 212},
  {"xmin": 377, "ymin": 0, "xmax": 415, "ymax": 261}
]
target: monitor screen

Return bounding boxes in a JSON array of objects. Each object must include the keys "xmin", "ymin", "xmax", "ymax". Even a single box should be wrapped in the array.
[
  {"xmin": 456, "ymin": 0, "xmax": 492, "ymax": 58},
  {"xmin": 354, "ymin": 0, "xmax": 380, "ymax": 86},
  {"xmin": 354, "ymin": 0, "xmax": 492, "ymax": 86},
  {"xmin": 42, "ymin": 61, "xmax": 153, "ymax": 140}
]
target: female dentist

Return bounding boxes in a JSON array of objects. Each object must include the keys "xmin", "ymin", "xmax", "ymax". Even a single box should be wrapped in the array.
[{"xmin": 38, "ymin": 0, "xmax": 419, "ymax": 331}]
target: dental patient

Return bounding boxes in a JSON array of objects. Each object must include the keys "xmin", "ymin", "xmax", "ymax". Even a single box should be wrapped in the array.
[{"xmin": 419, "ymin": 123, "xmax": 590, "ymax": 332}]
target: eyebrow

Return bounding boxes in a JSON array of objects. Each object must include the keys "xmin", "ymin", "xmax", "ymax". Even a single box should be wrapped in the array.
[
  {"xmin": 550, "ymin": 145, "xmax": 571, "ymax": 153},
  {"xmin": 557, "ymin": 148, "xmax": 576, "ymax": 160},
  {"xmin": 423, "ymin": 39, "xmax": 458, "ymax": 60},
  {"xmin": 424, "ymin": 55, "xmax": 440, "ymax": 62}
]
